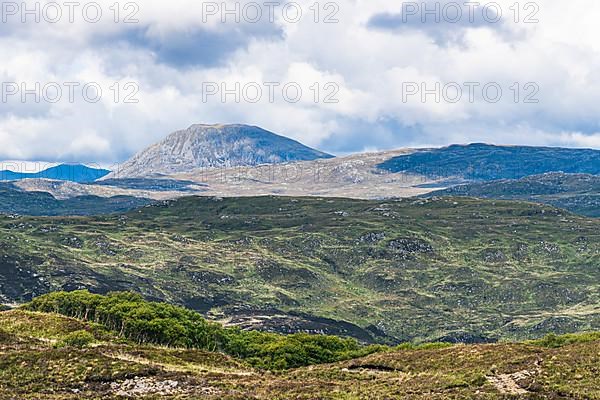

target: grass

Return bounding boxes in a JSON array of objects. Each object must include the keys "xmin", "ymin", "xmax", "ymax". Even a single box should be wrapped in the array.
[
  {"xmin": 1, "ymin": 196, "xmax": 598, "ymax": 344},
  {"xmin": 529, "ymin": 332, "xmax": 600, "ymax": 348},
  {"xmin": 1, "ymin": 305, "xmax": 599, "ymax": 399},
  {"xmin": 0, "ymin": 310, "xmax": 113, "ymax": 342}
]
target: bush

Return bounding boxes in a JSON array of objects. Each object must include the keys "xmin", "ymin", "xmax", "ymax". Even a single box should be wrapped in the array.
[
  {"xmin": 395, "ymin": 342, "xmax": 453, "ymax": 351},
  {"xmin": 25, "ymin": 290, "xmax": 384, "ymax": 370},
  {"xmin": 530, "ymin": 332, "xmax": 600, "ymax": 348},
  {"xmin": 55, "ymin": 330, "xmax": 96, "ymax": 348}
]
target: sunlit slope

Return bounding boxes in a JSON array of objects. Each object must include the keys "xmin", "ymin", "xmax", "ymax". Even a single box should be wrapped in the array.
[
  {"xmin": 1, "ymin": 196, "xmax": 598, "ymax": 343},
  {"xmin": 1, "ymin": 296, "xmax": 599, "ymax": 399}
]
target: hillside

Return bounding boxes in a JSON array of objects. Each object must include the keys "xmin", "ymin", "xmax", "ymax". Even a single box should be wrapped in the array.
[
  {"xmin": 425, "ymin": 173, "xmax": 600, "ymax": 217},
  {"xmin": 106, "ymin": 124, "xmax": 333, "ymax": 178},
  {"xmin": 12, "ymin": 150, "xmax": 433, "ymax": 200},
  {"xmin": 378, "ymin": 143, "xmax": 600, "ymax": 181},
  {"xmin": 170, "ymin": 148, "xmax": 432, "ymax": 198},
  {"xmin": 11, "ymin": 178, "xmax": 205, "ymax": 202},
  {"xmin": 9, "ymin": 144, "xmax": 600, "ymax": 202},
  {"xmin": 0, "ymin": 196, "xmax": 598, "ymax": 343},
  {"xmin": 0, "ymin": 182, "xmax": 152, "ymax": 216},
  {"xmin": 0, "ymin": 164, "xmax": 110, "ymax": 183},
  {"xmin": 1, "ymin": 295, "xmax": 599, "ymax": 399}
]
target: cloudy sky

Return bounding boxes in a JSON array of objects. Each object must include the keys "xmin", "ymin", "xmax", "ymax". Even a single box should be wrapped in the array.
[{"xmin": 0, "ymin": 0, "xmax": 599, "ymax": 164}]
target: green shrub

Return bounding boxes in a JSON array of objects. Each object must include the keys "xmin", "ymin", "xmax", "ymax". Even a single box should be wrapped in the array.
[
  {"xmin": 25, "ymin": 290, "xmax": 384, "ymax": 370},
  {"xmin": 55, "ymin": 330, "xmax": 96, "ymax": 348},
  {"xmin": 470, "ymin": 374, "xmax": 488, "ymax": 387},
  {"xmin": 395, "ymin": 342, "xmax": 453, "ymax": 351},
  {"xmin": 530, "ymin": 332, "xmax": 600, "ymax": 348}
]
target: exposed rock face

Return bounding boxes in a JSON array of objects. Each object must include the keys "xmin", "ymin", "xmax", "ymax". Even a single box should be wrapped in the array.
[{"xmin": 108, "ymin": 124, "xmax": 333, "ymax": 178}]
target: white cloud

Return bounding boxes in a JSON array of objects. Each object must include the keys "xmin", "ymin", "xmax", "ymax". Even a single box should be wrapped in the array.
[
  {"xmin": 559, "ymin": 132, "xmax": 600, "ymax": 149},
  {"xmin": 0, "ymin": 0, "xmax": 599, "ymax": 162}
]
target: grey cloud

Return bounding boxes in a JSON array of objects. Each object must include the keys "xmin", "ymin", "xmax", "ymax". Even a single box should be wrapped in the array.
[
  {"xmin": 319, "ymin": 118, "xmax": 426, "ymax": 154},
  {"xmin": 367, "ymin": 1, "xmax": 515, "ymax": 45},
  {"xmin": 100, "ymin": 21, "xmax": 284, "ymax": 69}
]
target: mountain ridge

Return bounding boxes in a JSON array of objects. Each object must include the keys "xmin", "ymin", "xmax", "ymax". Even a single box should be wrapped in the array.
[
  {"xmin": 0, "ymin": 182, "xmax": 152, "ymax": 216},
  {"xmin": 0, "ymin": 164, "xmax": 110, "ymax": 183},
  {"xmin": 378, "ymin": 143, "xmax": 600, "ymax": 181},
  {"xmin": 423, "ymin": 172, "xmax": 600, "ymax": 217},
  {"xmin": 106, "ymin": 124, "xmax": 334, "ymax": 178}
]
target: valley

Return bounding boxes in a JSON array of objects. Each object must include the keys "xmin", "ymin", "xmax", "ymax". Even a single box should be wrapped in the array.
[
  {"xmin": 4, "ymin": 1, "xmax": 600, "ymax": 395},
  {"xmin": 1, "ymin": 196, "xmax": 598, "ymax": 344},
  {"xmin": 1, "ymin": 125, "xmax": 599, "ymax": 399},
  {"xmin": 0, "ymin": 182, "xmax": 153, "ymax": 216}
]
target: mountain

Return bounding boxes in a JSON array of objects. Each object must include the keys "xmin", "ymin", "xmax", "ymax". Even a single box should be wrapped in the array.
[
  {"xmin": 169, "ymin": 148, "xmax": 432, "ymax": 198},
  {"xmin": 107, "ymin": 124, "xmax": 334, "ymax": 178},
  {"xmin": 424, "ymin": 173, "xmax": 600, "ymax": 217},
  {"xmin": 3, "ymin": 301, "xmax": 599, "ymax": 399},
  {"xmin": 0, "ymin": 182, "xmax": 152, "ymax": 216},
  {"xmin": 0, "ymin": 164, "xmax": 110, "ymax": 183},
  {"xmin": 11, "ymin": 150, "xmax": 434, "ymax": 200},
  {"xmin": 10, "ymin": 144, "xmax": 599, "ymax": 202},
  {"xmin": 1, "ymin": 196, "xmax": 598, "ymax": 343},
  {"xmin": 378, "ymin": 143, "xmax": 600, "ymax": 181},
  {"xmin": 11, "ymin": 178, "xmax": 206, "ymax": 202}
]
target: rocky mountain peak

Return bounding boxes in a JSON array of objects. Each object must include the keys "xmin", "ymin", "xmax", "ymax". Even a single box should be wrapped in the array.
[{"xmin": 107, "ymin": 124, "xmax": 333, "ymax": 178}]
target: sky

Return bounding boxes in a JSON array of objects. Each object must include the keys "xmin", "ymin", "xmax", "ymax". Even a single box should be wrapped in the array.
[{"xmin": 0, "ymin": 0, "xmax": 599, "ymax": 164}]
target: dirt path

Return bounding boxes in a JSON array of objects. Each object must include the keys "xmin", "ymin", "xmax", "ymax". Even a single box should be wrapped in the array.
[
  {"xmin": 487, "ymin": 371, "xmax": 531, "ymax": 395},
  {"xmin": 103, "ymin": 350, "xmax": 256, "ymax": 377}
]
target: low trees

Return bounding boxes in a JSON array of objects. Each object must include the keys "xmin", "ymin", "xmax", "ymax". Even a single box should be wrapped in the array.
[{"xmin": 26, "ymin": 290, "xmax": 381, "ymax": 370}]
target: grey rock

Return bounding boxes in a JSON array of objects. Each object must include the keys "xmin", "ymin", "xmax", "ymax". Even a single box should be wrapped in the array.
[{"xmin": 108, "ymin": 124, "xmax": 333, "ymax": 178}]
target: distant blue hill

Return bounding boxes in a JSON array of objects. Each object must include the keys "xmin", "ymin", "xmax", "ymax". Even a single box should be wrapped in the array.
[
  {"xmin": 378, "ymin": 143, "xmax": 600, "ymax": 181},
  {"xmin": 0, "ymin": 164, "xmax": 110, "ymax": 183}
]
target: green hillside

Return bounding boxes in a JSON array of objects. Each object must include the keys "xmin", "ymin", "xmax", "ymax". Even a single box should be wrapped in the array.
[
  {"xmin": 424, "ymin": 173, "xmax": 600, "ymax": 217},
  {"xmin": 1, "ymin": 294, "xmax": 599, "ymax": 399},
  {"xmin": 1, "ymin": 196, "xmax": 599, "ymax": 343},
  {"xmin": 0, "ymin": 182, "xmax": 153, "ymax": 216}
]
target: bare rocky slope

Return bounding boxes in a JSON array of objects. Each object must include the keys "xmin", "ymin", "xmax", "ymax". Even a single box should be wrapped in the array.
[
  {"xmin": 14, "ymin": 150, "xmax": 435, "ymax": 201},
  {"xmin": 106, "ymin": 124, "xmax": 333, "ymax": 178},
  {"xmin": 6, "ymin": 133, "xmax": 599, "ymax": 214}
]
